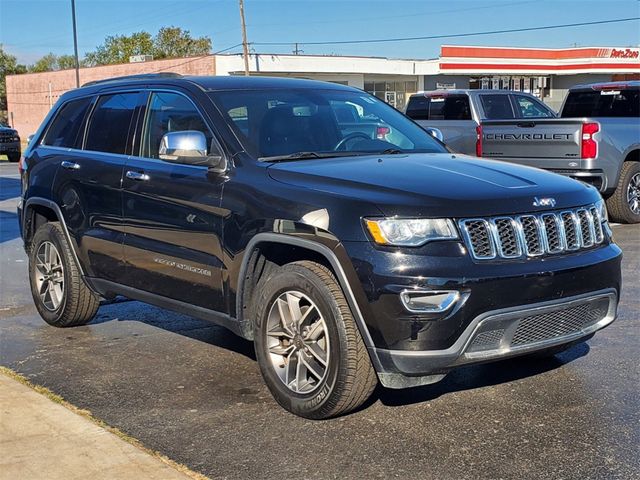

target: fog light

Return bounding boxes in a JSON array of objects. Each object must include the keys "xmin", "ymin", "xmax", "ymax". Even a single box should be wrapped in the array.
[{"xmin": 400, "ymin": 290, "xmax": 460, "ymax": 313}]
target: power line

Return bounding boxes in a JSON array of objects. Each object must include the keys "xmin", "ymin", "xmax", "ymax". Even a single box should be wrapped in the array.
[{"xmin": 253, "ymin": 16, "xmax": 640, "ymax": 47}]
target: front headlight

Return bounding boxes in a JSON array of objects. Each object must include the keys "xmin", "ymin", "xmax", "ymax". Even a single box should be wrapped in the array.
[
  {"xmin": 595, "ymin": 199, "xmax": 608, "ymax": 224},
  {"xmin": 365, "ymin": 217, "xmax": 458, "ymax": 246}
]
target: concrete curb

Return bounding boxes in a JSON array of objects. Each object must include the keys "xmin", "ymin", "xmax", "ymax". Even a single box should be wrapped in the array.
[{"xmin": 0, "ymin": 368, "xmax": 209, "ymax": 480}]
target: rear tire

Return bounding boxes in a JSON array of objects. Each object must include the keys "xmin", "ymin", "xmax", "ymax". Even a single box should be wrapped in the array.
[
  {"xmin": 606, "ymin": 161, "xmax": 640, "ymax": 224},
  {"xmin": 253, "ymin": 261, "xmax": 377, "ymax": 419},
  {"xmin": 29, "ymin": 222, "xmax": 100, "ymax": 327}
]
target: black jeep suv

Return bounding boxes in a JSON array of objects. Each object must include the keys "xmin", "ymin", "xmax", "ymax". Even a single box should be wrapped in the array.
[
  {"xmin": 0, "ymin": 122, "xmax": 21, "ymax": 162},
  {"xmin": 18, "ymin": 74, "xmax": 621, "ymax": 419}
]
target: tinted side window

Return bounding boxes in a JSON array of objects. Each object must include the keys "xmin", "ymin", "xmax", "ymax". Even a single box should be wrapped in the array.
[
  {"xmin": 406, "ymin": 95, "xmax": 471, "ymax": 121},
  {"xmin": 85, "ymin": 93, "xmax": 139, "ymax": 155},
  {"xmin": 42, "ymin": 97, "xmax": 93, "ymax": 148},
  {"xmin": 562, "ymin": 89, "xmax": 640, "ymax": 118},
  {"xmin": 439, "ymin": 96, "xmax": 471, "ymax": 120},
  {"xmin": 561, "ymin": 91, "xmax": 599, "ymax": 117},
  {"xmin": 480, "ymin": 94, "xmax": 515, "ymax": 119},
  {"xmin": 141, "ymin": 92, "xmax": 214, "ymax": 160},
  {"xmin": 514, "ymin": 95, "xmax": 554, "ymax": 118},
  {"xmin": 405, "ymin": 96, "xmax": 429, "ymax": 120}
]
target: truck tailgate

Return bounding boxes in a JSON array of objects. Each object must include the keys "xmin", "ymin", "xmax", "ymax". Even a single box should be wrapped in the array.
[{"xmin": 481, "ymin": 119, "xmax": 584, "ymax": 160}]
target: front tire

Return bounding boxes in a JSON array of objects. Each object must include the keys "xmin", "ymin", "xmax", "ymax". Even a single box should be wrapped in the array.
[
  {"xmin": 606, "ymin": 161, "xmax": 640, "ymax": 224},
  {"xmin": 29, "ymin": 222, "xmax": 100, "ymax": 327},
  {"xmin": 254, "ymin": 261, "xmax": 377, "ymax": 419},
  {"xmin": 7, "ymin": 153, "xmax": 20, "ymax": 163}
]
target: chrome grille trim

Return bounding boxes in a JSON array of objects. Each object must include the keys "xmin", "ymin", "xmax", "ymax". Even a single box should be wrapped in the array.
[{"xmin": 459, "ymin": 203, "xmax": 606, "ymax": 261}]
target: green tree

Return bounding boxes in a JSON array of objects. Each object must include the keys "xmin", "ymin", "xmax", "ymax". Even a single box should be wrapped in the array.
[
  {"xmin": 83, "ymin": 27, "xmax": 211, "ymax": 66},
  {"xmin": 0, "ymin": 44, "xmax": 28, "ymax": 123},
  {"xmin": 84, "ymin": 31, "xmax": 154, "ymax": 66},
  {"xmin": 29, "ymin": 53, "xmax": 79, "ymax": 72},
  {"xmin": 153, "ymin": 26, "xmax": 211, "ymax": 59},
  {"xmin": 57, "ymin": 54, "xmax": 77, "ymax": 70}
]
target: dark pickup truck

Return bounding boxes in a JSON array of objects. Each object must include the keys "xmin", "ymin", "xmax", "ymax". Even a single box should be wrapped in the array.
[{"xmin": 19, "ymin": 74, "xmax": 621, "ymax": 419}]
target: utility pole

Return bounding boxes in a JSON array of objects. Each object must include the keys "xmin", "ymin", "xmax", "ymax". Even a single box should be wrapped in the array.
[
  {"xmin": 238, "ymin": 0, "xmax": 250, "ymax": 75},
  {"xmin": 293, "ymin": 43, "xmax": 303, "ymax": 55},
  {"xmin": 70, "ymin": 0, "xmax": 80, "ymax": 87}
]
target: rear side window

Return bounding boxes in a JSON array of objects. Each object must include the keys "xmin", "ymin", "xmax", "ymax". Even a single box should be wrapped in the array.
[
  {"xmin": 562, "ymin": 89, "xmax": 640, "ymax": 118},
  {"xmin": 405, "ymin": 95, "xmax": 471, "ymax": 120},
  {"xmin": 514, "ymin": 95, "xmax": 554, "ymax": 118},
  {"xmin": 42, "ymin": 97, "xmax": 92, "ymax": 148},
  {"xmin": 480, "ymin": 94, "xmax": 515, "ymax": 119},
  {"xmin": 85, "ymin": 92, "xmax": 139, "ymax": 155}
]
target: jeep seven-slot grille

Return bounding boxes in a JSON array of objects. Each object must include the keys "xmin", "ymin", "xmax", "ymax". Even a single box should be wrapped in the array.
[{"xmin": 459, "ymin": 204, "xmax": 605, "ymax": 261}]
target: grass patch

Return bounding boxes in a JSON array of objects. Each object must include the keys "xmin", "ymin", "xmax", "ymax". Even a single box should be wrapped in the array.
[{"xmin": 0, "ymin": 365, "xmax": 210, "ymax": 480}]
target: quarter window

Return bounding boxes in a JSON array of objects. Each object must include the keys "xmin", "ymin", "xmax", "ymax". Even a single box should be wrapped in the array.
[
  {"xmin": 85, "ymin": 93, "xmax": 139, "ymax": 155},
  {"xmin": 42, "ymin": 97, "xmax": 93, "ymax": 148},
  {"xmin": 141, "ymin": 92, "xmax": 214, "ymax": 160}
]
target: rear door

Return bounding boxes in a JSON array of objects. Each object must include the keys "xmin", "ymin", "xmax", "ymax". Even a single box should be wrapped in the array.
[
  {"xmin": 478, "ymin": 93, "xmax": 582, "ymax": 162},
  {"xmin": 50, "ymin": 91, "xmax": 141, "ymax": 281},
  {"xmin": 405, "ymin": 93, "xmax": 477, "ymax": 154},
  {"xmin": 121, "ymin": 89, "xmax": 226, "ymax": 312}
]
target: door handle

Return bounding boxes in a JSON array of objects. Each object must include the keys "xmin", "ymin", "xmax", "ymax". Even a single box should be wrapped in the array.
[
  {"xmin": 126, "ymin": 170, "xmax": 150, "ymax": 181},
  {"xmin": 516, "ymin": 122, "xmax": 536, "ymax": 128},
  {"xmin": 61, "ymin": 161, "xmax": 80, "ymax": 170}
]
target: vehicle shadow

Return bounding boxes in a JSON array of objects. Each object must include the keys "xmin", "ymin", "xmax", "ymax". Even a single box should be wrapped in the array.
[
  {"xmin": 92, "ymin": 298, "xmax": 257, "ymax": 361},
  {"xmin": 93, "ymin": 296, "xmax": 589, "ymax": 408},
  {"xmin": 372, "ymin": 343, "xmax": 590, "ymax": 408}
]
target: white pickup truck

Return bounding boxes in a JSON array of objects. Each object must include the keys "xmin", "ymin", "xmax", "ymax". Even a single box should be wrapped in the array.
[{"xmin": 406, "ymin": 82, "xmax": 640, "ymax": 223}]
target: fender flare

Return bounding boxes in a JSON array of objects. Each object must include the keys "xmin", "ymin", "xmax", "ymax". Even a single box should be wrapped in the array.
[
  {"xmin": 235, "ymin": 232, "xmax": 376, "ymax": 350},
  {"xmin": 23, "ymin": 197, "xmax": 85, "ymax": 276}
]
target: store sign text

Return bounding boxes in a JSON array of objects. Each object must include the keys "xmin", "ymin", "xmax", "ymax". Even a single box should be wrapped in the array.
[{"xmin": 610, "ymin": 48, "xmax": 639, "ymax": 59}]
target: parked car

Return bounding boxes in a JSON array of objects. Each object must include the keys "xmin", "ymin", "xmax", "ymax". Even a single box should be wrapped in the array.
[
  {"xmin": 405, "ymin": 83, "xmax": 640, "ymax": 223},
  {"xmin": 19, "ymin": 74, "xmax": 621, "ymax": 419},
  {"xmin": 0, "ymin": 122, "xmax": 21, "ymax": 162}
]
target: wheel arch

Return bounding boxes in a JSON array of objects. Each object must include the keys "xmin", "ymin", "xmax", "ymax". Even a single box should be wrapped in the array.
[
  {"xmin": 23, "ymin": 197, "xmax": 85, "ymax": 276},
  {"xmin": 623, "ymin": 148, "xmax": 639, "ymax": 164},
  {"xmin": 235, "ymin": 233, "xmax": 376, "ymax": 352}
]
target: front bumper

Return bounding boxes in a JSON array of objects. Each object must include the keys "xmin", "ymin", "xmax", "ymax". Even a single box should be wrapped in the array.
[
  {"xmin": 372, "ymin": 290, "xmax": 616, "ymax": 388},
  {"xmin": 0, "ymin": 141, "xmax": 21, "ymax": 155},
  {"xmin": 341, "ymin": 240, "xmax": 622, "ymax": 388}
]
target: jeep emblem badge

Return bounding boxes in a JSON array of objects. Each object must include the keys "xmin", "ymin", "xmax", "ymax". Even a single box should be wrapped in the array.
[{"xmin": 533, "ymin": 197, "xmax": 556, "ymax": 208}]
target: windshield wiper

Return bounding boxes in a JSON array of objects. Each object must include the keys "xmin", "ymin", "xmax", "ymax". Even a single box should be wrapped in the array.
[
  {"xmin": 259, "ymin": 151, "xmax": 352, "ymax": 163},
  {"xmin": 379, "ymin": 148, "xmax": 404, "ymax": 155}
]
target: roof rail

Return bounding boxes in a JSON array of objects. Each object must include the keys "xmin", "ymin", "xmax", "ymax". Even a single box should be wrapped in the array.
[{"xmin": 82, "ymin": 72, "xmax": 183, "ymax": 87}]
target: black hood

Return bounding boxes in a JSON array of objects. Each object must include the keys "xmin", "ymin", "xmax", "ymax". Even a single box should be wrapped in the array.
[{"xmin": 267, "ymin": 153, "xmax": 600, "ymax": 218}]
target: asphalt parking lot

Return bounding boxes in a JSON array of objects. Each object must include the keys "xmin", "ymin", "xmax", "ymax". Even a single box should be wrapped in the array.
[{"xmin": 1, "ymin": 161, "xmax": 638, "ymax": 480}]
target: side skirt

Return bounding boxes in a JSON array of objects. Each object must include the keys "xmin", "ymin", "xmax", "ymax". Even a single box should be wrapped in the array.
[{"xmin": 86, "ymin": 277, "xmax": 250, "ymax": 339}]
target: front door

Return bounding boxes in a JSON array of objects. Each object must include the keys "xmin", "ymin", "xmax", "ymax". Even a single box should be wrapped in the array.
[{"xmin": 121, "ymin": 90, "xmax": 226, "ymax": 312}]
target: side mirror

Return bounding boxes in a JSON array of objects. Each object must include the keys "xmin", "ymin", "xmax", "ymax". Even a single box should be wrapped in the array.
[
  {"xmin": 159, "ymin": 130, "xmax": 223, "ymax": 168},
  {"xmin": 423, "ymin": 127, "xmax": 444, "ymax": 143},
  {"xmin": 26, "ymin": 134, "xmax": 34, "ymax": 145}
]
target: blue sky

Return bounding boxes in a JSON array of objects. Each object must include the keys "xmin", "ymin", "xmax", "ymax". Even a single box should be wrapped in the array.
[{"xmin": 1, "ymin": 0, "xmax": 639, "ymax": 64}]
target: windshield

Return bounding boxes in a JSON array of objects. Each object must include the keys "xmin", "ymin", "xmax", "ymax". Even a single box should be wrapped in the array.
[{"xmin": 208, "ymin": 88, "xmax": 447, "ymax": 160}]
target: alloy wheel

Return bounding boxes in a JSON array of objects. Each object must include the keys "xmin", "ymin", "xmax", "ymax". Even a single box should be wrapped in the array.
[
  {"xmin": 35, "ymin": 241, "xmax": 65, "ymax": 311},
  {"xmin": 627, "ymin": 172, "xmax": 640, "ymax": 215},
  {"xmin": 265, "ymin": 291, "xmax": 330, "ymax": 394}
]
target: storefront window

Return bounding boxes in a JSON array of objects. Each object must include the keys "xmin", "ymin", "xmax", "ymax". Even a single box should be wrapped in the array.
[{"xmin": 364, "ymin": 80, "xmax": 419, "ymax": 110}]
